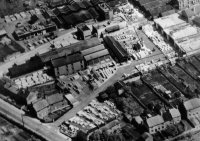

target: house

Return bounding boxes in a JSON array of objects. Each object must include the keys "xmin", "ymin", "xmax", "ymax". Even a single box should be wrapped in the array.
[
  {"xmin": 183, "ymin": 98, "xmax": 200, "ymax": 119},
  {"xmin": 169, "ymin": 108, "xmax": 181, "ymax": 124},
  {"xmin": 177, "ymin": 0, "xmax": 200, "ymax": 10},
  {"xmin": 46, "ymin": 93, "xmax": 71, "ymax": 113},
  {"xmin": 26, "ymin": 91, "xmax": 39, "ymax": 105},
  {"xmin": 193, "ymin": 16, "xmax": 200, "ymax": 27},
  {"xmin": 182, "ymin": 9, "xmax": 195, "ymax": 22},
  {"xmin": 65, "ymin": 94, "xmax": 79, "ymax": 107},
  {"xmin": 146, "ymin": 115, "xmax": 165, "ymax": 134},
  {"xmin": 32, "ymin": 99, "xmax": 50, "ymax": 120}
]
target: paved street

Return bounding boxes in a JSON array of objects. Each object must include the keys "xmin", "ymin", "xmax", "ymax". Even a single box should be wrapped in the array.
[{"xmin": 0, "ymin": 98, "xmax": 70, "ymax": 141}]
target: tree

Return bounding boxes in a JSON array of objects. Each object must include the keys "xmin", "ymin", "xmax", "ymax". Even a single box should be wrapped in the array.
[{"xmin": 73, "ymin": 130, "xmax": 87, "ymax": 141}]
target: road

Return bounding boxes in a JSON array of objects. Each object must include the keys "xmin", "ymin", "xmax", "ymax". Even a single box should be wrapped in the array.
[{"xmin": 0, "ymin": 98, "xmax": 70, "ymax": 141}]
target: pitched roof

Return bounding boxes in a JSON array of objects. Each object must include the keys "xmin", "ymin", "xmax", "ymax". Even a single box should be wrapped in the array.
[
  {"xmin": 182, "ymin": 9, "xmax": 195, "ymax": 18},
  {"xmin": 40, "ymin": 38, "xmax": 101, "ymax": 63},
  {"xmin": 51, "ymin": 52, "xmax": 83, "ymax": 68},
  {"xmin": 81, "ymin": 44, "xmax": 105, "ymax": 56},
  {"xmin": 84, "ymin": 49, "xmax": 109, "ymax": 61},
  {"xmin": 184, "ymin": 98, "xmax": 200, "ymax": 111},
  {"xmin": 193, "ymin": 17, "xmax": 200, "ymax": 25},
  {"xmin": 146, "ymin": 115, "xmax": 164, "ymax": 127},
  {"xmin": 169, "ymin": 108, "xmax": 181, "ymax": 118},
  {"xmin": 33, "ymin": 99, "xmax": 49, "ymax": 112},
  {"xmin": 46, "ymin": 93, "xmax": 64, "ymax": 105}
]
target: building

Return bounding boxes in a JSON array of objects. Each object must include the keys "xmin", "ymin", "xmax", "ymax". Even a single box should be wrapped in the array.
[
  {"xmin": 182, "ymin": 8, "xmax": 195, "ymax": 22},
  {"xmin": 77, "ymin": 24, "xmax": 92, "ymax": 40},
  {"xmin": 84, "ymin": 49, "xmax": 110, "ymax": 66},
  {"xmin": 46, "ymin": 93, "xmax": 70, "ymax": 113},
  {"xmin": 51, "ymin": 52, "xmax": 85, "ymax": 77},
  {"xmin": 96, "ymin": 3, "xmax": 113, "ymax": 20},
  {"xmin": 31, "ymin": 93, "xmax": 71, "ymax": 121},
  {"xmin": 132, "ymin": 0, "xmax": 172, "ymax": 18},
  {"xmin": 92, "ymin": 21, "xmax": 127, "ymax": 38},
  {"xmin": 169, "ymin": 108, "xmax": 181, "ymax": 124},
  {"xmin": 175, "ymin": 34, "xmax": 200, "ymax": 56},
  {"xmin": 39, "ymin": 37, "xmax": 102, "ymax": 64},
  {"xmin": 32, "ymin": 99, "xmax": 50, "ymax": 120},
  {"xmin": 182, "ymin": 98, "xmax": 200, "ymax": 119},
  {"xmin": 52, "ymin": 1, "xmax": 99, "ymax": 28},
  {"xmin": 177, "ymin": 0, "xmax": 200, "ymax": 10},
  {"xmin": 8, "ymin": 56, "xmax": 44, "ymax": 78},
  {"xmin": 104, "ymin": 36, "xmax": 130, "ymax": 62},
  {"xmin": 13, "ymin": 21, "xmax": 57, "ymax": 40},
  {"xmin": 146, "ymin": 115, "xmax": 166, "ymax": 134},
  {"xmin": 193, "ymin": 16, "xmax": 200, "ymax": 27},
  {"xmin": 154, "ymin": 13, "xmax": 200, "ymax": 55}
]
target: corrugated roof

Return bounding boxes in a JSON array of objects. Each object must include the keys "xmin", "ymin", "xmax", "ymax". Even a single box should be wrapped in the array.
[
  {"xmin": 81, "ymin": 44, "xmax": 105, "ymax": 56},
  {"xmin": 46, "ymin": 93, "xmax": 63, "ymax": 105},
  {"xmin": 33, "ymin": 99, "xmax": 49, "ymax": 112},
  {"xmin": 184, "ymin": 98, "xmax": 200, "ymax": 111},
  {"xmin": 84, "ymin": 49, "xmax": 109, "ymax": 61},
  {"xmin": 146, "ymin": 115, "xmax": 164, "ymax": 127},
  {"xmin": 40, "ymin": 38, "xmax": 101, "ymax": 63},
  {"xmin": 51, "ymin": 52, "xmax": 83, "ymax": 68}
]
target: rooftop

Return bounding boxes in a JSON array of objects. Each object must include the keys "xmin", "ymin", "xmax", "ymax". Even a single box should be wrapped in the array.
[
  {"xmin": 176, "ymin": 34, "xmax": 200, "ymax": 53},
  {"xmin": 51, "ymin": 52, "xmax": 83, "ymax": 68},
  {"xmin": 33, "ymin": 99, "xmax": 49, "ymax": 112},
  {"xmin": 146, "ymin": 115, "xmax": 164, "ymax": 127},
  {"xmin": 84, "ymin": 49, "xmax": 109, "ymax": 61},
  {"xmin": 81, "ymin": 44, "xmax": 105, "ymax": 56},
  {"xmin": 46, "ymin": 93, "xmax": 64, "ymax": 105},
  {"xmin": 154, "ymin": 13, "xmax": 186, "ymax": 29},
  {"xmin": 184, "ymin": 98, "xmax": 200, "ymax": 111},
  {"xmin": 169, "ymin": 108, "xmax": 181, "ymax": 118},
  {"xmin": 165, "ymin": 24, "xmax": 199, "ymax": 40}
]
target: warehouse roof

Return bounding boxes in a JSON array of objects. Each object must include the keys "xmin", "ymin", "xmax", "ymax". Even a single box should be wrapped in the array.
[
  {"xmin": 154, "ymin": 13, "xmax": 186, "ymax": 29},
  {"xmin": 84, "ymin": 49, "xmax": 109, "ymax": 61},
  {"xmin": 177, "ymin": 34, "xmax": 200, "ymax": 54},
  {"xmin": 164, "ymin": 24, "xmax": 199, "ymax": 40},
  {"xmin": 51, "ymin": 52, "xmax": 83, "ymax": 68},
  {"xmin": 81, "ymin": 44, "xmax": 105, "ymax": 56},
  {"xmin": 40, "ymin": 38, "xmax": 101, "ymax": 63}
]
